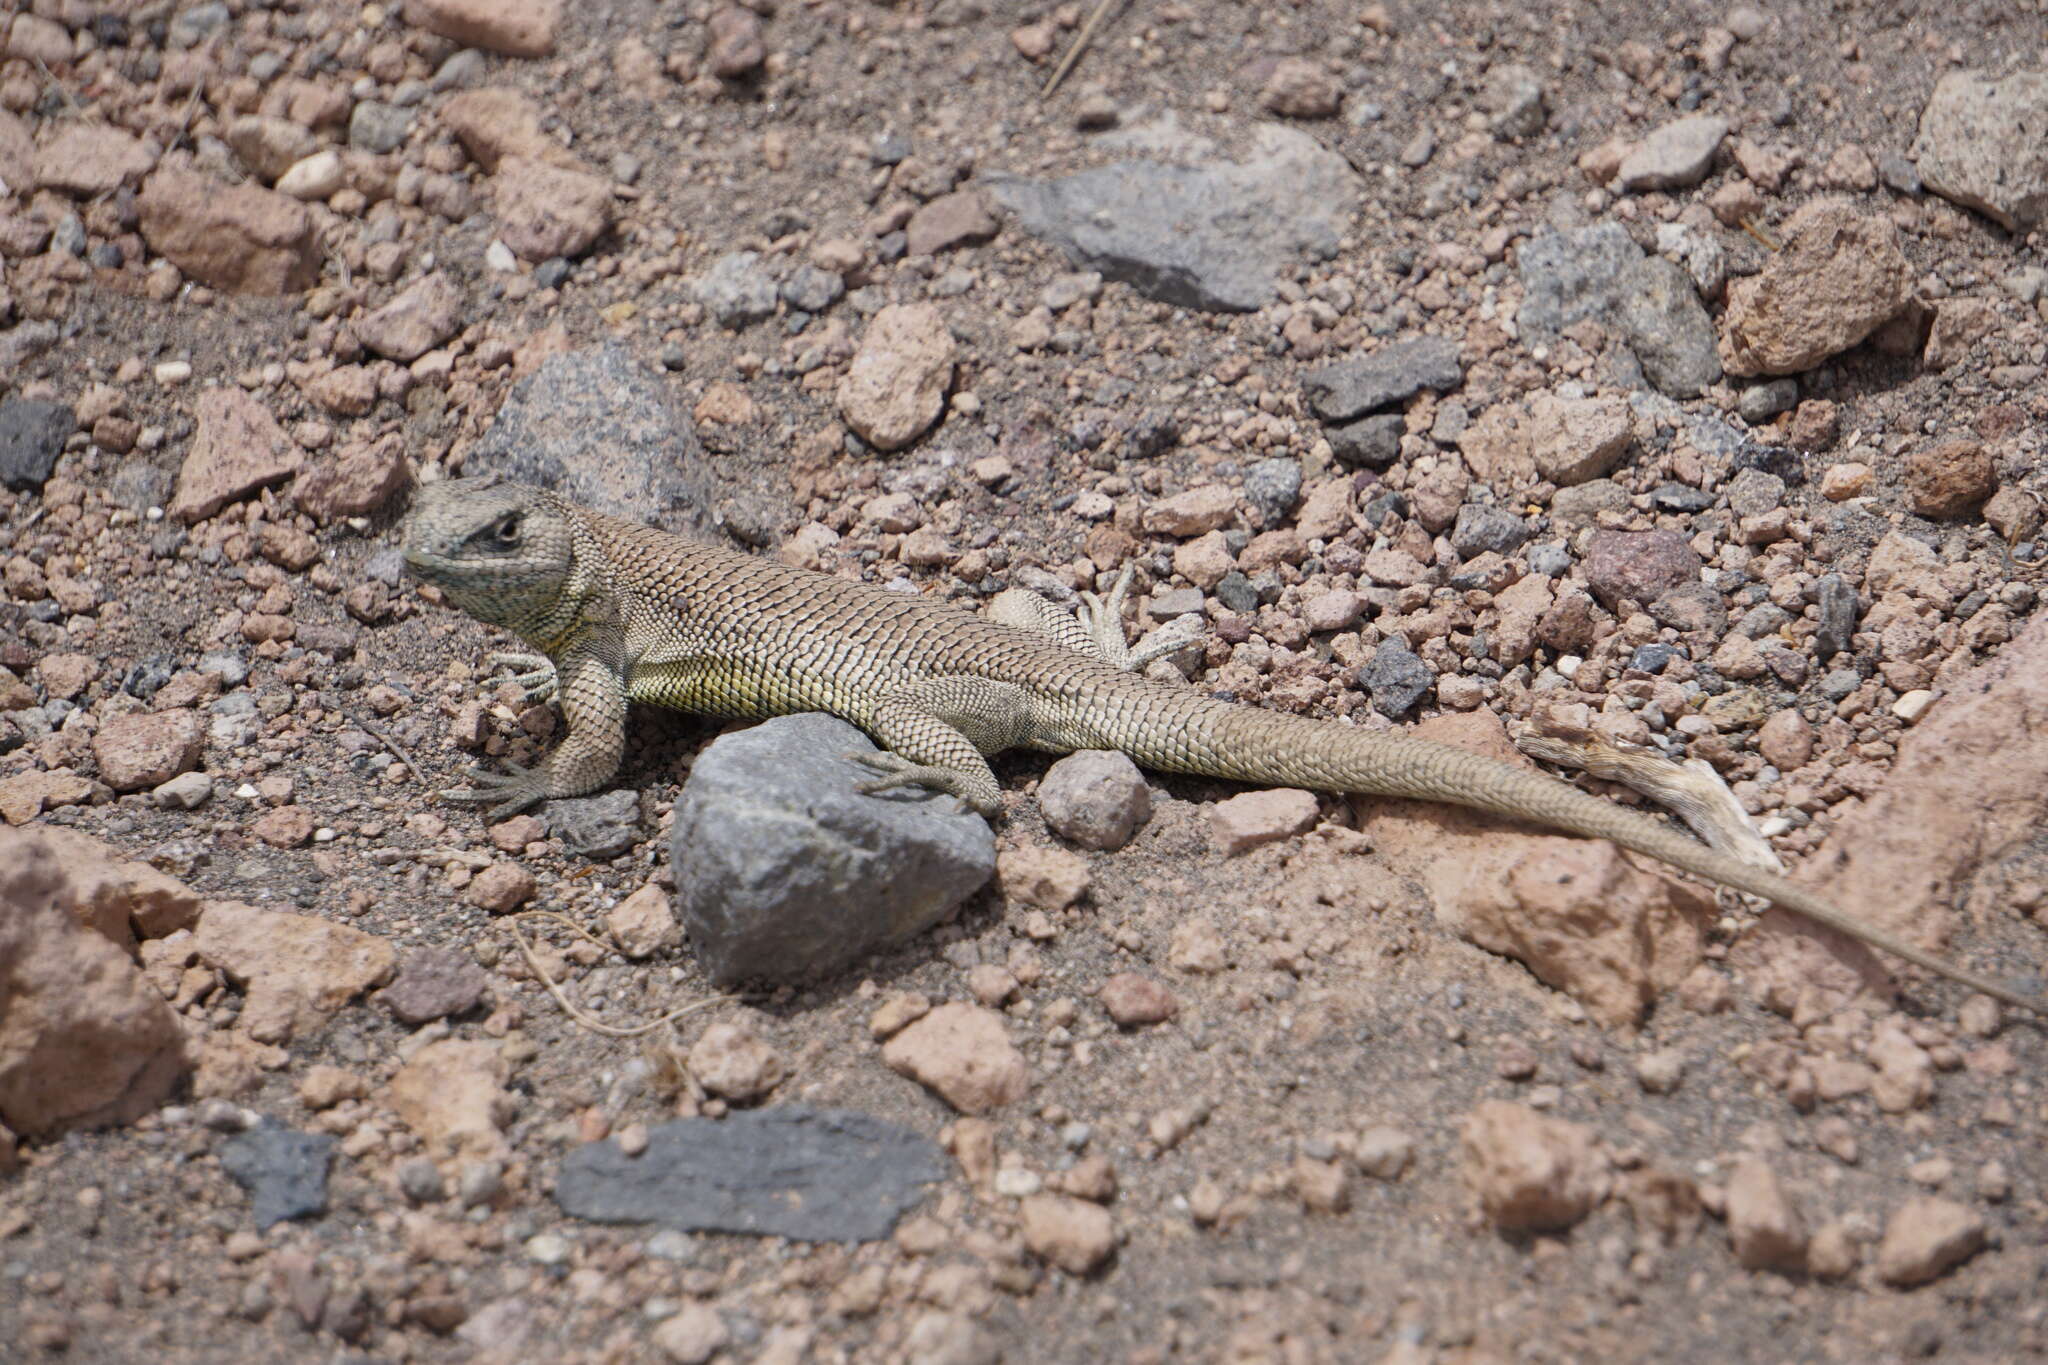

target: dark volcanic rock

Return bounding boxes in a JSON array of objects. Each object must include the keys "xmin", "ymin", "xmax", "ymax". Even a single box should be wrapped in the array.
[{"xmin": 555, "ymin": 1107, "xmax": 946, "ymax": 1243}]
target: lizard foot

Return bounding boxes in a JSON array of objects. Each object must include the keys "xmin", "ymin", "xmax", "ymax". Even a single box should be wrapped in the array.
[
  {"xmin": 443, "ymin": 762, "xmax": 551, "ymax": 821},
  {"xmin": 844, "ymin": 751, "xmax": 981, "ymax": 816},
  {"xmin": 483, "ymin": 652, "xmax": 560, "ymax": 704}
]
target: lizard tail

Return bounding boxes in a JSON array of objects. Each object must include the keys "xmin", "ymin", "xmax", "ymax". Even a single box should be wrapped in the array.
[{"xmin": 1137, "ymin": 699, "xmax": 2047, "ymax": 1015}]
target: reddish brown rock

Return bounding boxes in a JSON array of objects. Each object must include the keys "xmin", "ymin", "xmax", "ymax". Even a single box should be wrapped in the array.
[
  {"xmin": 0, "ymin": 826, "xmax": 202, "ymax": 952},
  {"xmin": 1582, "ymin": 528, "xmax": 1703, "ymax": 609},
  {"xmin": 704, "ymin": 5, "xmax": 767, "ymax": 78},
  {"xmin": 194, "ymin": 900, "xmax": 397, "ymax": 1044},
  {"xmin": 0, "ymin": 769, "xmax": 96, "ymax": 826},
  {"xmin": 170, "ymin": 389, "xmax": 301, "ymax": 524},
  {"xmin": 1904, "ymin": 439, "xmax": 1996, "ymax": 519},
  {"xmin": 1098, "ymin": 973, "xmax": 1177, "ymax": 1026},
  {"xmin": 1258, "ymin": 57, "xmax": 1343, "ymax": 119},
  {"xmin": 493, "ymin": 155, "xmax": 612, "ymax": 261},
  {"xmin": 1718, "ymin": 199, "xmax": 1914, "ymax": 377},
  {"xmin": 1726, "ymin": 1155, "xmax": 1807, "ymax": 1270},
  {"xmin": 1460, "ymin": 1100, "xmax": 1610, "ymax": 1233},
  {"xmin": 35, "ymin": 123, "xmax": 156, "ymax": 197},
  {"xmin": 1209, "ymin": 788, "xmax": 1319, "ymax": 855},
  {"xmin": 1020, "ymin": 1193, "xmax": 1116, "ymax": 1274},
  {"xmin": 881, "ymin": 1002, "xmax": 1029, "ymax": 1114},
  {"xmin": 403, "ymin": 0, "xmax": 561, "ymax": 58},
  {"xmin": 0, "ymin": 834, "xmax": 190, "ymax": 1138},
  {"xmin": 91, "ymin": 710, "xmax": 205, "ymax": 793},
  {"xmin": 995, "ymin": 845, "xmax": 1089, "ymax": 911},
  {"xmin": 905, "ymin": 190, "xmax": 998, "ymax": 257},
  {"xmin": 687, "ymin": 1022, "xmax": 786, "ymax": 1102},
  {"xmin": 837, "ymin": 303, "xmax": 954, "ymax": 452},
  {"xmin": 294, "ymin": 434, "xmax": 410, "ymax": 522},
  {"xmin": 388, "ymin": 1038, "xmax": 511, "ymax": 1160},
  {"xmin": 439, "ymin": 88, "xmax": 584, "ymax": 173},
  {"xmin": 1738, "ymin": 612, "xmax": 2048, "ymax": 1012},
  {"xmin": 1875, "ymin": 1196, "xmax": 1987, "ymax": 1287},
  {"xmin": 1361, "ymin": 712, "xmax": 1711, "ymax": 1026},
  {"xmin": 137, "ymin": 170, "xmax": 321, "ymax": 295},
  {"xmin": 355, "ymin": 272, "xmax": 464, "ymax": 362}
]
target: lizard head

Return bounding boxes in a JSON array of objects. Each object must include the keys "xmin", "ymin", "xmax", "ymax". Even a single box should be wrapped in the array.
[{"xmin": 401, "ymin": 478, "xmax": 577, "ymax": 629}]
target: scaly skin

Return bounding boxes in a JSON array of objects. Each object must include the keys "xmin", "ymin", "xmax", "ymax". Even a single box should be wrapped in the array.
[{"xmin": 401, "ymin": 478, "xmax": 2046, "ymax": 1014}]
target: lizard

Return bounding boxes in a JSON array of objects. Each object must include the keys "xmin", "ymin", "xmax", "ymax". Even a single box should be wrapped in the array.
[{"xmin": 400, "ymin": 476, "xmax": 2047, "ymax": 1015}]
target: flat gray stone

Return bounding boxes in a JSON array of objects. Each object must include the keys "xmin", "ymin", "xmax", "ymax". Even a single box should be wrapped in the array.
[
  {"xmin": 1303, "ymin": 336, "xmax": 1463, "ymax": 423},
  {"xmin": 670, "ymin": 713, "xmax": 994, "ymax": 982},
  {"xmin": 220, "ymin": 1125, "xmax": 335, "ymax": 1229},
  {"xmin": 694, "ymin": 250, "xmax": 780, "ymax": 329},
  {"xmin": 1517, "ymin": 223, "xmax": 1644, "ymax": 338},
  {"xmin": 1612, "ymin": 256, "xmax": 1722, "ymax": 398},
  {"xmin": 546, "ymin": 788, "xmax": 641, "ymax": 860},
  {"xmin": 985, "ymin": 123, "xmax": 1359, "ymax": 313},
  {"xmin": 555, "ymin": 1107, "xmax": 946, "ymax": 1243},
  {"xmin": 463, "ymin": 343, "xmax": 715, "ymax": 534},
  {"xmin": 1912, "ymin": 70, "xmax": 2048, "ymax": 231},
  {"xmin": 1616, "ymin": 114, "xmax": 1728, "ymax": 192},
  {"xmin": 1519, "ymin": 225, "xmax": 1719, "ymax": 399}
]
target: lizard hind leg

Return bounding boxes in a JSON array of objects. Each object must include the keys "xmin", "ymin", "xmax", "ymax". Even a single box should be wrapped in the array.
[{"xmin": 847, "ymin": 678, "xmax": 1035, "ymax": 816}]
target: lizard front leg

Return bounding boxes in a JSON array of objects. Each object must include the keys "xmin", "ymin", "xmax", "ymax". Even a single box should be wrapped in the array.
[{"xmin": 445, "ymin": 646, "xmax": 627, "ymax": 819}]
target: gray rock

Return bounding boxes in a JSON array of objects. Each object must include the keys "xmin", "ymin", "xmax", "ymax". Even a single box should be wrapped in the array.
[
  {"xmin": 670, "ymin": 713, "xmax": 994, "ymax": 982},
  {"xmin": 219, "ymin": 1125, "xmax": 335, "ymax": 1229},
  {"xmin": 463, "ymin": 343, "xmax": 716, "ymax": 533},
  {"xmin": 985, "ymin": 123, "xmax": 1360, "ymax": 313},
  {"xmin": 1451, "ymin": 504, "xmax": 1530, "ymax": 557},
  {"xmin": 1037, "ymin": 750, "xmax": 1151, "ymax": 852},
  {"xmin": 0, "ymin": 399, "xmax": 75, "ymax": 492},
  {"xmin": 779, "ymin": 264, "xmax": 845, "ymax": 314},
  {"xmin": 1817, "ymin": 667, "xmax": 1861, "ymax": 701},
  {"xmin": 547, "ymin": 788, "xmax": 642, "ymax": 860},
  {"xmin": 1611, "ymin": 256, "xmax": 1722, "ymax": 399},
  {"xmin": 1326, "ymin": 413, "xmax": 1404, "ymax": 468},
  {"xmin": 1525, "ymin": 542, "xmax": 1573, "ymax": 577},
  {"xmin": 0, "ymin": 321, "xmax": 60, "ymax": 379},
  {"xmin": 1242, "ymin": 457, "xmax": 1303, "ymax": 524},
  {"xmin": 1215, "ymin": 572, "xmax": 1260, "ymax": 613},
  {"xmin": 1302, "ymin": 336, "xmax": 1463, "ymax": 423},
  {"xmin": 1726, "ymin": 469, "xmax": 1785, "ymax": 519},
  {"xmin": 168, "ymin": 1, "xmax": 230, "ymax": 47},
  {"xmin": 1814, "ymin": 573, "xmax": 1857, "ymax": 660},
  {"xmin": 555, "ymin": 1107, "xmax": 947, "ymax": 1243},
  {"xmin": 1737, "ymin": 379, "xmax": 1799, "ymax": 423},
  {"xmin": 1650, "ymin": 482, "xmax": 1715, "ymax": 513},
  {"xmin": 53, "ymin": 214, "xmax": 87, "ymax": 257},
  {"xmin": 693, "ymin": 250, "xmax": 780, "ymax": 328},
  {"xmin": 1480, "ymin": 63, "xmax": 1547, "ymax": 139},
  {"xmin": 397, "ymin": 1156, "xmax": 447, "ymax": 1205},
  {"xmin": 1736, "ymin": 603, "xmax": 1792, "ymax": 638},
  {"xmin": 1358, "ymin": 636, "xmax": 1435, "ymax": 717},
  {"xmin": 1648, "ymin": 582, "xmax": 1727, "ymax": 634},
  {"xmin": 348, "ymin": 100, "xmax": 413, "ymax": 154},
  {"xmin": 378, "ymin": 948, "xmax": 489, "ymax": 1024},
  {"xmin": 1616, "ymin": 115, "xmax": 1728, "ymax": 192},
  {"xmin": 1911, "ymin": 70, "xmax": 2048, "ymax": 231},
  {"xmin": 1517, "ymin": 223, "xmax": 1645, "ymax": 338},
  {"xmin": 1548, "ymin": 478, "xmax": 1631, "ymax": 528},
  {"xmin": 1877, "ymin": 152, "xmax": 1922, "ymax": 196}
]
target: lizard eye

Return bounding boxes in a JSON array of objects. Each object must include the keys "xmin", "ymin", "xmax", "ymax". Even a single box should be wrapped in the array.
[{"xmin": 489, "ymin": 512, "xmax": 522, "ymax": 546}]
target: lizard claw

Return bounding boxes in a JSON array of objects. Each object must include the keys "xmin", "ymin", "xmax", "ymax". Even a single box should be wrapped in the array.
[
  {"xmin": 483, "ymin": 652, "xmax": 560, "ymax": 704},
  {"xmin": 443, "ymin": 762, "xmax": 550, "ymax": 821}
]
